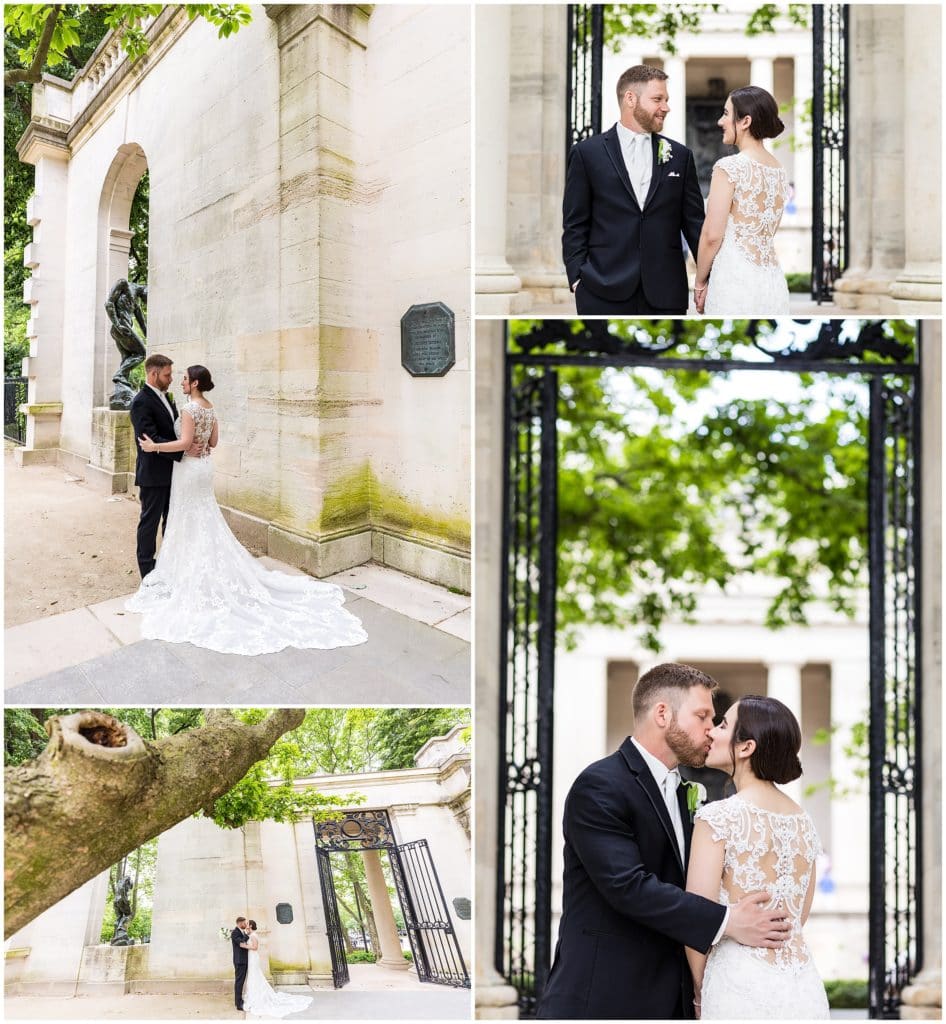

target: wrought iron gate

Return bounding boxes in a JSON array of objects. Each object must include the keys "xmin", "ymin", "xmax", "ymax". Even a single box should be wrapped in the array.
[
  {"xmin": 313, "ymin": 810, "xmax": 470, "ymax": 990},
  {"xmin": 315, "ymin": 846, "xmax": 350, "ymax": 988},
  {"xmin": 812, "ymin": 4, "xmax": 849, "ymax": 302},
  {"xmin": 498, "ymin": 321, "xmax": 922, "ymax": 1018},
  {"xmin": 566, "ymin": 4, "xmax": 603, "ymax": 160},
  {"xmin": 4, "ymin": 377, "xmax": 27, "ymax": 443}
]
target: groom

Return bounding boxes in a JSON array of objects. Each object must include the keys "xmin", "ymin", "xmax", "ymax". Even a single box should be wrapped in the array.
[
  {"xmin": 129, "ymin": 353, "xmax": 198, "ymax": 578},
  {"xmin": 562, "ymin": 65, "xmax": 705, "ymax": 315},
  {"xmin": 231, "ymin": 916, "xmax": 250, "ymax": 1011},
  {"xmin": 537, "ymin": 663, "xmax": 792, "ymax": 1020}
]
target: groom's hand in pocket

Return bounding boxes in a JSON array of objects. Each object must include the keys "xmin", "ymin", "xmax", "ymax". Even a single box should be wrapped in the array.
[{"xmin": 724, "ymin": 891, "xmax": 792, "ymax": 948}]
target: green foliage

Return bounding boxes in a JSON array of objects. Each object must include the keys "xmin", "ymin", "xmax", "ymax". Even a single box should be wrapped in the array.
[
  {"xmin": 100, "ymin": 837, "xmax": 157, "ymax": 943},
  {"xmin": 3, "ymin": 709, "xmax": 49, "ymax": 766},
  {"xmin": 824, "ymin": 979, "xmax": 868, "ymax": 1009},
  {"xmin": 604, "ymin": 4, "xmax": 809, "ymax": 54},
  {"xmin": 510, "ymin": 319, "xmax": 916, "ymax": 652},
  {"xmin": 785, "ymin": 272, "xmax": 812, "ymax": 293},
  {"xmin": 345, "ymin": 950, "xmax": 377, "ymax": 964}
]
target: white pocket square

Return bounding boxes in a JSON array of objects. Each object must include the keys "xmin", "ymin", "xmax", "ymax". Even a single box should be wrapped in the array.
[{"xmin": 668, "ymin": 171, "xmax": 681, "ymax": 178}]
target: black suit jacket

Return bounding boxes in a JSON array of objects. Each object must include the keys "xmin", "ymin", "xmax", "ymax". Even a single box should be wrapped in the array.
[
  {"xmin": 562, "ymin": 127, "xmax": 705, "ymax": 308},
  {"xmin": 536, "ymin": 738, "xmax": 726, "ymax": 1020},
  {"xmin": 231, "ymin": 928, "xmax": 248, "ymax": 966},
  {"xmin": 129, "ymin": 385, "xmax": 182, "ymax": 488}
]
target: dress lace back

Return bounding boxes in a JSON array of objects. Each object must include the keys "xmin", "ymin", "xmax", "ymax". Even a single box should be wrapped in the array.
[
  {"xmin": 715, "ymin": 154, "xmax": 789, "ymax": 269},
  {"xmin": 696, "ymin": 796, "xmax": 821, "ymax": 972},
  {"xmin": 181, "ymin": 401, "xmax": 215, "ymax": 454}
]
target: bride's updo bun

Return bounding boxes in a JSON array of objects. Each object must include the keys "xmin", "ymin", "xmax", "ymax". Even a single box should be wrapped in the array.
[
  {"xmin": 187, "ymin": 364, "xmax": 215, "ymax": 392},
  {"xmin": 729, "ymin": 86, "xmax": 784, "ymax": 140},
  {"xmin": 248, "ymin": 919, "xmax": 257, "ymax": 931},
  {"xmin": 730, "ymin": 695, "xmax": 802, "ymax": 784}
]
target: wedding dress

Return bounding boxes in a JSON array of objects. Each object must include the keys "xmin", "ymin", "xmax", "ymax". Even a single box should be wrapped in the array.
[
  {"xmin": 704, "ymin": 153, "xmax": 791, "ymax": 315},
  {"xmin": 243, "ymin": 944, "xmax": 313, "ymax": 1019},
  {"xmin": 126, "ymin": 401, "xmax": 368, "ymax": 655},
  {"xmin": 695, "ymin": 796, "xmax": 830, "ymax": 1019}
]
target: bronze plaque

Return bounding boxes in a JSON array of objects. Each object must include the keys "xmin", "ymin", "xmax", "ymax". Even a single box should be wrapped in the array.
[
  {"xmin": 275, "ymin": 902, "xmax": 293, "ymax": 924},
  {"xmin": 401, "ymin": 302, "xmax": 455, "ymax": 377}
]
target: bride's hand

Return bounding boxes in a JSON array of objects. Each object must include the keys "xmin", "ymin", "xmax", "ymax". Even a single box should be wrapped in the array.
[
  {"xmin": 185, "ymin": 440, "xmax": 204, "ymax": 458},
  {"xmin": 139, "ymin": 434, "xmax": 157, "ymax": 452},
  {"xmin": 694, "ymin": 281, "xmax": 708, "ymax": 314}
]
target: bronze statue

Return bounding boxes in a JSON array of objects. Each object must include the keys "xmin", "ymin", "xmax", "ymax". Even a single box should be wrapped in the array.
[
  {"xmin": 110, "ymin": 875, "xmax": 135, "ymax": 946},
  {"xmin": 106, "ymin": 278, "xmax": 148, "ymax": 410}
]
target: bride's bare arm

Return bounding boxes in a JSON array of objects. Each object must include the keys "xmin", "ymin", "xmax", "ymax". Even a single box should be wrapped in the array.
[
  {"xmin": 685, "ymin": 820, "xmax": 726, "ymax": 1016},
  {"xmin": 695, "ymin": 168, "xmax": 735, "ymax": 304},
  {"xmin": 208, "ymin": 417, "xmax": 219, "ymax": 449},
  {"xmin": 139, "ymin": 411, "xmax": 195, "ymax": 454},
  {"xmin": 801, "ymin": 863, "xmax": 817, "ymax": 925}
]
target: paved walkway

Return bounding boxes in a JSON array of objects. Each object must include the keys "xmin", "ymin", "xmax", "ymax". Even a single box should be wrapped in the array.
[
  {"xmin": 5, "ymin": 563, "xmax": 470, "ymax": 704},
  {"xmin": 518, "ymin": 293, "xmax": 848, "ymax": 316}
]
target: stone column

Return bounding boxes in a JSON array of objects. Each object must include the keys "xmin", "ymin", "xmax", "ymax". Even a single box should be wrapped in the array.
[
  {"xmin": 750, "ymin": 56, "xmax": 774, "ymax": 95},
  {"xmin": 244, "ymin": 821, "xmax": 271, "ymax": 979},
  {"xmin": 474, "ymin": 321, "xmax": 519, "ymax": 1018},
  {"xmin": 507, "ymin": 5, "xmax": 570, "ymax": 304},
  {"xmin": 475, "ymin": 5, "xmax": 523, "ymax": 313},
  {"xmin": 791, "ymin": 52, "xmax": 813, "ymax": 226},
  {"xmin": 14, "ymin": 115, "xmax": 70, "ymax": 466},
  {"xmin": 663, "ymin": 55, "xmax": 687, "ymax": 144},
  {"xmin": 889, "ymin": 5, "xmax": 942, "ymax": 310},
  {"xmin": 764, "ymin": 660, "xmax": 803, "ymax": 801},
  {"xmin": 901, "ymin": 325, "xmax": 942, "ymax": 1018},
  {"xmin": 827, "ymin": 658, "xmax": 870, "ymax": 904},
  {"xmin": 362, "ymin": 850, "xmax": 409, "ymax": 971}
]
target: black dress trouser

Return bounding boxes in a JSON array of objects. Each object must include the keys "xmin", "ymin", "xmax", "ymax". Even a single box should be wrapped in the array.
[
  {"xmin": 575, "ymin": 282, "xmax": 685, "ymax": 316},
  {"xmin": 136, "ymin": 485, "xmax": 171, "ymax": 578},
  {"xmin": 234, "ymin": 962, "xmax": 247, "ymax": 1008}
]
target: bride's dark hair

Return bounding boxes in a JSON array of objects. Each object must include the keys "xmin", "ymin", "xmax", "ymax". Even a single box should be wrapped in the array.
[
  {"xmin": 187, "ymin": 364, "xmax": 215, "ymax": 392},
  {"xmin": 248, "ymin": 919, "xmax": 257, "ymax": 931},
  {"xmin": 729, "ymin": 86, "xmax": 784, "ymax": 139},
  {"xmin": 729, "ymin": 695, "xmax": 802, "ymax": 783}
]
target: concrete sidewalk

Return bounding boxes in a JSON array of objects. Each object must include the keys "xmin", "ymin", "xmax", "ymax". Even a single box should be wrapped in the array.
[
  {"xmin": 5, "ymin": 562, "xmax": 470, "ymax": 705},
  {"xmin": 5, "ymin": 986, "xmax": 472, "ymax": 1020}
]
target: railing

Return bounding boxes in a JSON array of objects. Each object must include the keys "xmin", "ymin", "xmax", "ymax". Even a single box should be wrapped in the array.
[{"xmin": 4, "ymin": 377, "xmax": 27, "ymax": 443}]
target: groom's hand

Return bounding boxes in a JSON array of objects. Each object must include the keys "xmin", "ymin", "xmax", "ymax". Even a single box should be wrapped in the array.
[{"xmin": 724, "ymin": 891, "xmax": 792, "ymax": 948}]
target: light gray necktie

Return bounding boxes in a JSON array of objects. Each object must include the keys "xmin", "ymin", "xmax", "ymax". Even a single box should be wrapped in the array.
[
  {"xmin": 663, "ymin": 768, "xmax": 685, "ymax": 861},
  {"xmin": 629, "ymin": 133, "xmax": 651, "ymax": 207}
]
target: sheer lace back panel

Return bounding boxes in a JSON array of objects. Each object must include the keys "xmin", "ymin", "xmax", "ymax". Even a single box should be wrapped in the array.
[
  {"xmin": 715, "ymin": 154, "xmax": 790, "ymax": 269},
  {"xmin": 178, "ymin": 401, "xmax": 215, "ymax": 454},
  {"xmin": 695, "ymin": 796, "xmax": 822, "ymax": 972}
]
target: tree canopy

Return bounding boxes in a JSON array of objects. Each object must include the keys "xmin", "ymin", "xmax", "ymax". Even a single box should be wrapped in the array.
[{"xmin": 509, "ymin": 318, "xmax": 915, "ymax": 651}]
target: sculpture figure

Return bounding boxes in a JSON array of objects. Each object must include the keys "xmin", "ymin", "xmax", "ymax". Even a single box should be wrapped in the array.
[
  {"xmin": 110, "ymin": 875, "xmax": 135, "ymax": 946},
  {"xmin": 106, "ymin": 278, "xmax": 148, "ymax": 410}
]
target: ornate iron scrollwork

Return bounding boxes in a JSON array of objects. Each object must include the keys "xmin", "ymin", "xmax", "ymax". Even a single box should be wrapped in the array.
[{"xmin": 314, "ymin": 809, "xmax": 395, "ymax": 850}]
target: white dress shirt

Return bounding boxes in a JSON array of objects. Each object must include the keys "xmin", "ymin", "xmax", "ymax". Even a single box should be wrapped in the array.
[
  {"xmin": 616, "ymin": 121, "xmax": 653, "ymax": 207},
  {"xmin": 631, "ymin": 737, "xmax": 729, "ymax": 944},
  {"xmin": 146, "ymin": 382, "xmax": 176, "ymax": 426}
]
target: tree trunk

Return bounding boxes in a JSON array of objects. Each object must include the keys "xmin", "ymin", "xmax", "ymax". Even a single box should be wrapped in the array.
[
  {"xmin": 5, "ymin": 708, "xmax": 305, "ymax": 937},
  {"xmin": 353, "ymin": 876, "xmax": 382, "ymax": 958}
]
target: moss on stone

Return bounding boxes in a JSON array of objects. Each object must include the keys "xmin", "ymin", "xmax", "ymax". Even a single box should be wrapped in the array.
[{"xmin": 267, "ymin": 958, "xmax": 309, "ymax": 973}]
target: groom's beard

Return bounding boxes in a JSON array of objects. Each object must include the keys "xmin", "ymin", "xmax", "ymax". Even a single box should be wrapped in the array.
[
  {"xmin": 635, "ymin": 107, "xmax": 666, "ymax": 134},
  {"xmin": 666, "ymin": 714, "xmax": 709, "ymax": 768}
]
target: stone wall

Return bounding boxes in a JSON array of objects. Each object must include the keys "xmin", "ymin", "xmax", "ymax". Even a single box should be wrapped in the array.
[{"xmin": 16, "ymin": 5, "xmax": 471, "ymax": 590}]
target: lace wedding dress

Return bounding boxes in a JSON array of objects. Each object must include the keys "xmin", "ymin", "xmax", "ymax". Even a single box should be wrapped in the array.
[
  {"xmin": 126, "ymin": 401, "xmax": 368, "ymax": 655},
  {"xmin": 243, "ymin": 945, "xmax": 313, "ymax": 1019},
  {"xmin": 704, "ymin": 153, "xmax": 791, "ymax": 315},
  {"xmin": 695, "ymin": 796, "xmax": 830, "ymax": 1019}
]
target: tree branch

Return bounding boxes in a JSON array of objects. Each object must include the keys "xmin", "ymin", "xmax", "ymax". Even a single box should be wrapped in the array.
[
  {"xmin": 5, "ymin": 708, "xmax": 305, "ymax": 937},
  {"xmin": 4, "ymin": 6, "xmax": 63, "ymax": 89}
]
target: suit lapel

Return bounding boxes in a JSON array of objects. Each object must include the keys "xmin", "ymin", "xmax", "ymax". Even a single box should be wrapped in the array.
[
  {"xmin": 620, "ymin": 738, "xmax": 686, "ymax": 876},
  {"xmin": 643, "ymin": 133, "xmax": 666, "ymax": 208},
  {"xmin": 679, "ymin": 783, "xmax": 693, "ymax": 867},
  {"xmin": 148, "ymin": 386, "xmax": 176, "ymax": 433},
  {"xmin": 603, "ymin": 126, "xmax": 641, "ymax": 210}
]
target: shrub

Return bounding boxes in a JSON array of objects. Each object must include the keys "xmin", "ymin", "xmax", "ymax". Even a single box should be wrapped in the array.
[
  {"xmin": 785, "ymin": 272, "xmax": 812, "ymax": 293},
  {"xmin": 345, "ymin": 950, "xmax": 377, "ymax": 964},
  {"xmin": 824, "ymin": 979, "xmax": 868, "ymax": 1008}
]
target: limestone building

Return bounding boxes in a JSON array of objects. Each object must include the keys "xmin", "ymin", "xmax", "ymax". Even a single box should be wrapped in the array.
[{"xmin": 16, "ymin": 4, "xmax": 471, "ymax": 591}]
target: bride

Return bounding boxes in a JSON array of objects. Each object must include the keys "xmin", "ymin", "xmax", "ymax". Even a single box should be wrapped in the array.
[
  {"xmin": 126, "ymin": 365, "xmax": 368, "ymax": 656},
  {"xmin": 685, "ymin": 696, "xmax": 829, "ymax": 1019},
  {"xmin": 242, "ymin": 919, "xmax": 314, "ymax": 1019},
  {"xmin": 694, "ymin": 86, "xmax": 791, "ymax": 315}
]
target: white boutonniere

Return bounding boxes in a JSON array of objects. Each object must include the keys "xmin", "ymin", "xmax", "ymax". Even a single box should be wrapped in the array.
[
  {"xmin": 684, "ymin": 781, "xmax": 707, "ymax": 821},
  {"xmin": 658, "ymin": 138, "xmax": 673, "ymax": 165}
]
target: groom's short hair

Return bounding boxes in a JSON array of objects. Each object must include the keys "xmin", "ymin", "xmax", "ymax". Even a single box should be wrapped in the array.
[
  {"xmin": 145, "ymin": 354, "xmax": 173, "ymax": 371},
  {"xmin": 616, "ymin": 65, "xmax": 668, "ymax": 106},
  {"xmin": 236, "ymin": 915, "xmax": 247, "ymax": 925},
  {"xmin": 632, "ymin": 663, "xmax": 717, "ymax": 719}
]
